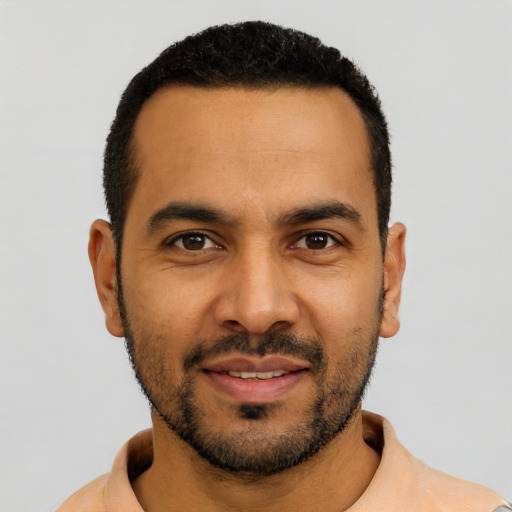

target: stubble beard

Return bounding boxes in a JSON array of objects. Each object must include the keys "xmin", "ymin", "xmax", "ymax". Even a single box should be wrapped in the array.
[{"xmin": 118, "ymin": 277, "xmax": 381, "ymax": 477}]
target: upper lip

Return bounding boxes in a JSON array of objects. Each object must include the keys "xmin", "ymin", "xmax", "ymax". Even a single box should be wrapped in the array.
[{"xmin": 202, "ymin": 355, "xmax": 310, "ymax": 373}]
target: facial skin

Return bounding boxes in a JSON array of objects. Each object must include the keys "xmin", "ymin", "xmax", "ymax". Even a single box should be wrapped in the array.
[{"xmin": 89, "ymin": 86, "xmax": 405, "ymax": 510}]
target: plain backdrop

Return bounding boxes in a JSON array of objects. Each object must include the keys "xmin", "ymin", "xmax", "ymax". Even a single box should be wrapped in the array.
[{"xmin": 1, "ymin": 1, "xmax": 511, "ymax": 510}]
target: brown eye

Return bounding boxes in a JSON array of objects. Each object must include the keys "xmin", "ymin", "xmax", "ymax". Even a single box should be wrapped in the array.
[
  {"xmin": 182, "ymin": 234, "xmax": 206, "ymax": 250},
  {"xmin": 172, "ymin": 233, "xmax": 217, "ymax": 251},
  {"xmin": 295, "ymin": 232, "xmax": 337, "ymax": 250},
  {"xmin": 305, "ymin": 233, "xmax": 329, "ymax": 249}
]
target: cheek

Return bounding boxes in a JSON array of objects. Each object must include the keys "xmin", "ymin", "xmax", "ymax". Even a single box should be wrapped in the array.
[
  {"xmin": 302, "ymin": 265, "xmax": 382, "ymax": 312},
  {"xmin": 299, "ymin": 268, "xmax": 382, "ymax": 342},
  {"xmin": 123, "ymin": 269, "xmax": 217, "ymax": 344}
]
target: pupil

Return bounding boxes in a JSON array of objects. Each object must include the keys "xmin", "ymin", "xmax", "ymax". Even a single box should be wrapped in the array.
[
  {"xmin": 183, "ymin": 235, "xmax": 205, "ymax": 250},
  {"xmin": 306, "ymin": 233, "xmax": 327, "ymax": 249}
]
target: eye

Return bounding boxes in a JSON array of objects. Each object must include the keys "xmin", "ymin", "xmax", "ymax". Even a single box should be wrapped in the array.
[
  {"xmin": 169, "ymin": 233, "xmax": 219, "ymax": 251},
  {"xmin": 295, "ymin": 231, "xmax": 339, "ymax": 250}
]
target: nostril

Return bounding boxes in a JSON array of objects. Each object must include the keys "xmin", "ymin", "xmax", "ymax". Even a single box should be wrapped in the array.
[
  {"xmin": 268, "ymin": 320, "xmax": 295, "ymax": 333},
  {"xmin": 222, "ymin": 318, "xmax": 294, "ymax": 335},
  {"xmin": 223, "ymin": 319, "xmax": 244, "ymax": 330}
]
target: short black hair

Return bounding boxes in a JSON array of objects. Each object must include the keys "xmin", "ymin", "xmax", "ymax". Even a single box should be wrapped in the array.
[{"xmin": 104, "ymin": 21, "xmax": 392, "ymax": 255}]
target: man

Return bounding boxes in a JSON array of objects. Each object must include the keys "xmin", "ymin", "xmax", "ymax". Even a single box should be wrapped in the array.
[{"xmin": 58, "ymin": 21, "xmax": 510, "ymax": 511}]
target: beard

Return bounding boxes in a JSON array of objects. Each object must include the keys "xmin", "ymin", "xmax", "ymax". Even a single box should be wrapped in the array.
[{"xmin": 118, "ymin": 279, "xmax": 381, "ymax": 477}]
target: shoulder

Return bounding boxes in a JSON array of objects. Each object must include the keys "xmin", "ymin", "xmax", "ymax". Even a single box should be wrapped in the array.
[
  {"xmin": 360, "ymin": 412, "xmax": 510, "ymax": 511},
  {"xmin": 411, "ymin": 457, "xmax": 510, "ymax": 511},
  {"xmin": 57, "ymin": 474, "xmax": 108, "ymax": 512},
  {"xmin": 56, "ymin": 429, "xmax": 152, "ymax": 512}
]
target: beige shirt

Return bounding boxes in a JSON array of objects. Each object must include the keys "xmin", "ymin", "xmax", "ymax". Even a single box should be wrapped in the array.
[{"xmin": 58, "ymin": 412, "xmax": 510, "ymax": 512}]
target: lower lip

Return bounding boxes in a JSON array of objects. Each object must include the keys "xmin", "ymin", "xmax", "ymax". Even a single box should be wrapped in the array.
[{"xmin": 203, "ymin": 370, "xmax": 307, "ymax": 403}]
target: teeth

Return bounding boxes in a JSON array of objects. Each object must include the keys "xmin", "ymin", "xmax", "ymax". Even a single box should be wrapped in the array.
[
  {"xmin": 254, "ymin": 371, "xmax": 273, "ymax": 379},
  {"xmin": 227, "ymin": 370, "xmax": 288, "ymax": 379}
]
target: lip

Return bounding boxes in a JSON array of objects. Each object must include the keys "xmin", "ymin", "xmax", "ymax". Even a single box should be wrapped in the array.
[
  {"xmin": 202, "ymin": 355, "xmax": 311, "ymax": 373},
  {"xmin": 203, "ymin": 369, "xmax": 307, "ymax": 403},
  {"xmin": 201, "ymin": 355, "xmax": 310, "ymax": 404}
]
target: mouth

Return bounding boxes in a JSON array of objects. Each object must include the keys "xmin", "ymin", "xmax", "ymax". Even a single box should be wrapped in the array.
[
  {"xmin": 200, "ymin": 356, "xmax": 310, "ymax": 404},
  {"xmin": 216, "ymin": 369, "xmax": 292, "ymax": 379}
]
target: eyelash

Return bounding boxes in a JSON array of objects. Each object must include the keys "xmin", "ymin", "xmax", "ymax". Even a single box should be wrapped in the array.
[
  {"xmin": 166, "ymin": 232, "xmax": 220, "ymax": 251},
  {"xmin": 292, "ymin": 231, "xmax": 342, "ymax": 251},
  {"xmin": 165, "ymin": 230, "xmax": 343, "ymax": 253}
]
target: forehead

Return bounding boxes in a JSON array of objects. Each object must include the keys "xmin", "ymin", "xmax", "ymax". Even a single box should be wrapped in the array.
[
  {"xmin": 129, "ymin": 85, "xmax": 377, "ymax": 230},
  {"xmin": 133, "ymin": 85, "xmax": 370, "ymax": 159}
]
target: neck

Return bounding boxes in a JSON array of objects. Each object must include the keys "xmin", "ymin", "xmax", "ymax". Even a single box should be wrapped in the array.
[{"xmin": 132, "ymin": 408, "xmax": 380, "ymax": 512}]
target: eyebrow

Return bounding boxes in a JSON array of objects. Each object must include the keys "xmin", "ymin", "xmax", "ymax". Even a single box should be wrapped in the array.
[
  {"xmin": 147, "ymin": 200, "xmax": 364, "ymax": 234},
  {"xmin": 147, "ymin": 202, "xmax": 235, "ymax": 233},
  {"xmin": 277, "ymin": 201, "xmax": 364, "ymax": 229}
]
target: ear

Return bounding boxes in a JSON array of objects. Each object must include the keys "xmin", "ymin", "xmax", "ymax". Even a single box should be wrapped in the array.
[
  {"xmin": 88, "ymin": 219, "xmax": 124, "ymax": 337},
  {"xmin": 379, "ymin": 222, "xmax": 406, "ymax": 338}
]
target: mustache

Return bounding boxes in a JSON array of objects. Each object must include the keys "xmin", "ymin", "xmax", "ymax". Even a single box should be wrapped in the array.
[{"xmin": 183, "ymin": 332, "xmax": 327, "ymax": 373}]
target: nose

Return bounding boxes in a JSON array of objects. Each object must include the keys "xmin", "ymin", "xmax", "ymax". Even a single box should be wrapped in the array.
[{"xmin": 213, "ymin": 247, "xmax": 300, "ymax": 335}]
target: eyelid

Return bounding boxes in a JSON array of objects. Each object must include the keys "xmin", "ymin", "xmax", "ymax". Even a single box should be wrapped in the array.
[
  {"xmin": 164, "ymin": 230, "xmax": 222, "ymax": 250},
  {"xmin": 292, "ymin": 230, "xmax": 345, "ymax": 250},
  {"xmin": 162, "ymin": 229, "xmax": 346, "ymax": 252}
]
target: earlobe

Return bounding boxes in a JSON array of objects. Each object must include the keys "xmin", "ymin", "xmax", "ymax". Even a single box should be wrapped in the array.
[
  {"xmin": 379, "ymin": 222, "xmax": 406, "ymax": 338},
  {"xmin": 88, "ymin": 219, "xmax": 125, "ymax": 338}
]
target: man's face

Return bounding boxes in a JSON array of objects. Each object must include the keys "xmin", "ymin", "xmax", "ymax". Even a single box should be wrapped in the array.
[{"xmin": 98, "ymin": 86, "xmax": 403, "ymax": 475}]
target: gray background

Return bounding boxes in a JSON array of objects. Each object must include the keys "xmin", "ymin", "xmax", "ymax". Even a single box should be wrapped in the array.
[{"xmin": 1, "ymin": 1, "xmax": 511, "ymax": 510}]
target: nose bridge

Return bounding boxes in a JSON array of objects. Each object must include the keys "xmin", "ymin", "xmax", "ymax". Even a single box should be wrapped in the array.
[{"xmin": 215, "ymin": 240, "xmax": 299, "ymax": 334}]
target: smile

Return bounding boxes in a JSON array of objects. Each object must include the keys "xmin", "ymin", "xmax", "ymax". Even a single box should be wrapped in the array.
[
  {"xmin": 221, "ymin": 370, "xmax": 290, "ymax": 379},
  {"xmin": 202, "ymin": 369, "xmax": 307, "ymax": 404}
]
